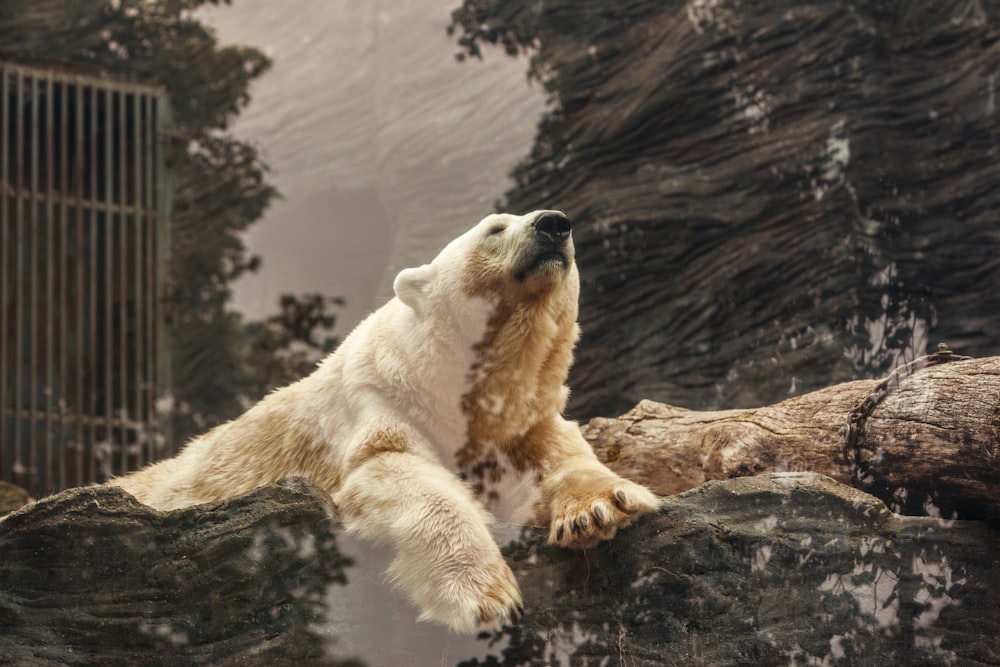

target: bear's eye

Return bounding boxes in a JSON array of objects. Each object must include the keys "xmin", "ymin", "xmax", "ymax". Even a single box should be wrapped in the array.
[{"xmin": 486, "ymin": 224, "xmax": 506, "ymax": 237}]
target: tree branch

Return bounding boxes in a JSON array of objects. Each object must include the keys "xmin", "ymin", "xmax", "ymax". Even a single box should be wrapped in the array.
[{"xmin": 585, "ymin": 356, "xmax": 1000, "ymax": 522}]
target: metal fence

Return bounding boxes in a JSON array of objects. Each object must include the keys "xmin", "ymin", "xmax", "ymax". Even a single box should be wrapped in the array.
[{"xmin": 1, "ymin": 62, "xmax": 172, "ymax": 497}]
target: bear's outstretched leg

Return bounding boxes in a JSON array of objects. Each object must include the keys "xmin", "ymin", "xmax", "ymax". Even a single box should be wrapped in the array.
[{"xmin": 333, "ymin": 449, "xmax": 522, "ymax": 634}]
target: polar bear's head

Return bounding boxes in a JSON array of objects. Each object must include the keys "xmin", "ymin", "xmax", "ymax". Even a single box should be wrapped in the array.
[
  {"xmin": 391, "ymin": 211, "xmax": 582, "ymax": 504},
  {"xmin": 392, "ymin": 210, "xmax": 578, "ymax": 322}
]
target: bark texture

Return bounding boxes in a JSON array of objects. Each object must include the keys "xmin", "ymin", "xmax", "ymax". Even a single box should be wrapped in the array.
[{"xmin": 585, "ymin": 355, "xmax": 1000, "ymax": 522}]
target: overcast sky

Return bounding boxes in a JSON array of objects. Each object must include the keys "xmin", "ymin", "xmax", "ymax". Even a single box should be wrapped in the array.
[{"xmin": 202, "ymin": 0, "xmax": 546, "ymax": 334}]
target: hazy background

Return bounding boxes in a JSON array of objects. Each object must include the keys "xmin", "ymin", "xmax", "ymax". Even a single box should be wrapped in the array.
[
  {"xmin": 202, "ymin": 0, "xmax": 546, "ymax": 335},
  {"xmin": 201, "ymin": 2, "xmax": 543, "ymax": 663}
]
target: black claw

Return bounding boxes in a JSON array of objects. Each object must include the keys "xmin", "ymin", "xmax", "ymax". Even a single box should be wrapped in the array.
[
  {"xmin": 613, "ymin": 489, "xmax": 629, "ymax": 512},
  {"xmin": 556, "ymin": 525, "xmax": 565, "ymax": 541}
]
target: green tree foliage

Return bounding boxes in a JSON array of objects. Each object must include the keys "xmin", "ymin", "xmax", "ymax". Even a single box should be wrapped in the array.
[
  {"xmin": 0, "ymin": 0, "xmax": 342, "ymax": 443},
  {"xmin": 242, "ymin": 293, "xmax": 343, "ymax": 401}
]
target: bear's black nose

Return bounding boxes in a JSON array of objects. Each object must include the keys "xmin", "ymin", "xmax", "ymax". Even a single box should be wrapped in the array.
[{"xmin": 532, "ymin": 211, "xmax": 572, "ymax": 242}]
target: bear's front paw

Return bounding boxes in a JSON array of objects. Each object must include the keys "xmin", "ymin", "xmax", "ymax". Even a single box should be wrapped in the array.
[
  {"xmin": 548, "ymin": 472, "xmax": 660, "ymax": 549},
  {"xmin": 472, "ymin": 558, "xmax": 524, "ymax": 632},
  {"xmin": 404, "ymin": 553, "xmax": 523, "ymax": 634}
]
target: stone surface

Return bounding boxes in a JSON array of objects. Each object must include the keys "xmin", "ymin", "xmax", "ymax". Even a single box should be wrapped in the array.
[
  {"xmin": 3, "ymin": 473, "xmax": 998, "ymax": 666},
  {"xmin": 0, "ymin": 477, "xmax": 357, "ymax": 667},
  {"xmin": 468, "ymin": 473, "xmax": 1000, "ymax": 666}
]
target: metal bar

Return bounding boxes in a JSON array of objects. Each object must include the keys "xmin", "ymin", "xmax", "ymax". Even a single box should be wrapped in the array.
[
  {"xmin": 0, "ymin": 65, "xmax": 9, "ymax": 479},
  {"xmin": 13, "ymin": 71, "xmax": 25, "ymax": 487},
  {"xmin": 28, "ymin": 73, "xmax": 39, "ymax": 494},
  {"xmin": 103, "ymin": 85, "xmax": 113, "ymax": 481},
  {"xmin": 44, "ymin": 76, "xmax": 55, "ymax": 495},
  {"xmin": 1, "ymin": 63, "xmax": 165, "ymax": 99},
  {"xmin": 58, "ymin": 78, "xmax": 69, "ymax": 492},
  {"xmin": 154, "ymin": 94, "xmax": 173, "ymax": 457},
  {"xmin": 87, "ymin": 83, "xmax": 98, "ymax": 484},
  {"xmin": 1, "ymin": 408, "xmax": 132, "ymax": 428},
  {"xmin": 143, "ymin": 93, "xmax": 154, "ymax": 467},
  {"xmin": 118, "ymin": 89, "xmax": 128, "ymax": 476},
  {"xmin": 132, "ymin": 92, "xmax": 144, "ymax": 470},
  {"xmin": 74, "ymin": 80, "xmax": 85, "ymax": 488}
]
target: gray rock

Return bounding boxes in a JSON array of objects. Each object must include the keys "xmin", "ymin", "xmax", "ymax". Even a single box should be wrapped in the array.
[
  {"xmin": 471, "ymin": 473, "xmax": 1000, "ymax": 666},
  {"xmin": 2, "ymin": 473, "xmax": 998, "ymax": 666},
  {"xmin": 0, "ymin": 477, "xmax": 356, "ymax": 667}
]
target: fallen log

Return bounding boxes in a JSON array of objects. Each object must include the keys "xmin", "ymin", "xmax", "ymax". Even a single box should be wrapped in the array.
[{"xmin": 584, "ymin": 354, "xmax": 1000, "ymax": 523}]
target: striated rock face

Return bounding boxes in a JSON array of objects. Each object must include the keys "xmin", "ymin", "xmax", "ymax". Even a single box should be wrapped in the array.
[
  {"xmin": 449, "ymin": 1, "xmax": 1000, "ymax": 417},
  {"xmin": 3, "ymin": 474, "xmax": 998, "ymax": 666},
  {"xmin": 468, "ymin": 473, "xmax": 1000, "ymax": 667},
  {"xmin": 0, "ymin": 477, "xmax": 356, "ymax": 667}
]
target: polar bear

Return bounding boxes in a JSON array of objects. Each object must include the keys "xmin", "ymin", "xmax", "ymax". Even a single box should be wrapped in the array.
[{"xmin": 113, "ymin": 210, "xmax": 660, "ymax": 633}]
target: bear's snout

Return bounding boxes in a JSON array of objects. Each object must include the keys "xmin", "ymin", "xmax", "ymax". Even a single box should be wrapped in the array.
[
  {"xmin": 508, "ymin": 210, "xmax": 576, "ymax": 285},
  {"xmin": 531, "ymin": 211, "xmax": 571, "ymax": 242}
]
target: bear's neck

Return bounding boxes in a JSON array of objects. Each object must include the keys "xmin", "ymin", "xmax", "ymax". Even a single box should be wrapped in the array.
[
  {"xmin": 378, "ymin": 295, "xmax": 493, "ymax": 446},
  {"xmin": 456, "ymin": 292, "xmax": 578, "ymax": 471}
]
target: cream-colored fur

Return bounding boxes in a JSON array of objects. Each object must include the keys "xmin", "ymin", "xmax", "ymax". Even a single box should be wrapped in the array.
[{"xmin": 112, "ymin": 210, "xmax": 660, "ymax": 633}]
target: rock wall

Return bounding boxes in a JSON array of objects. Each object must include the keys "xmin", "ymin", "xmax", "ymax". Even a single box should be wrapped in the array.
[
  {"xmin": 449, "ymin": 0, "xmax": 1000, "ymax": 417},
  {"xmin": 0, "ymin": 477, "xmax": 357, "ymax": 667}
]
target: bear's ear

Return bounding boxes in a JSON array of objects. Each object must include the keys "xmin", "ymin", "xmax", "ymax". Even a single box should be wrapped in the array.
[{"xmin": 393, "ymin": 264, "xmax": 435, "ymax": 313}]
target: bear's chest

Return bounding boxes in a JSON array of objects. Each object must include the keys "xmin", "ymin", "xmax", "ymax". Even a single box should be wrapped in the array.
[
  {"xmin": 454, "ymin": 446, "xmax": 542, "ymax": 524},
  {"xmin": 454, "ymin": 378, "xmax": 543, "ymax": 502}
]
